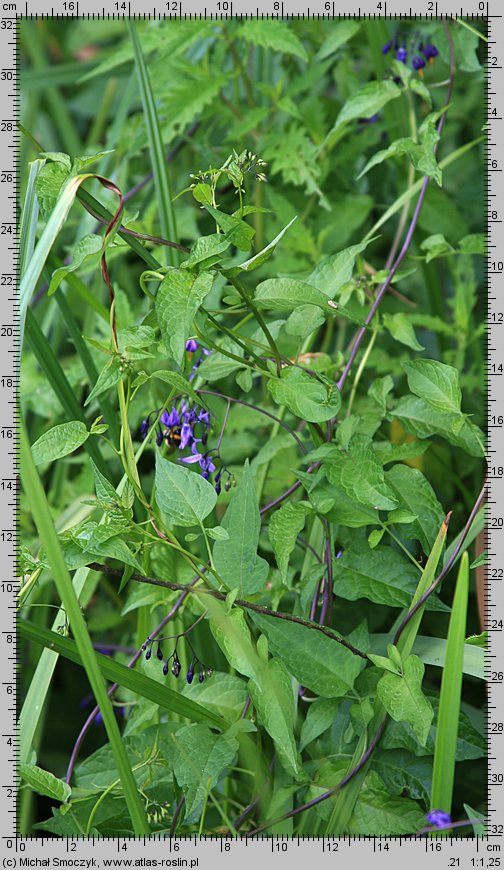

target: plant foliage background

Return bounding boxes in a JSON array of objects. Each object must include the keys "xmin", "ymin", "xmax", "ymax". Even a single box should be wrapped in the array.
[{"xmin": 19, "ymin": 17, "xmax": 487, "ymax": 838}]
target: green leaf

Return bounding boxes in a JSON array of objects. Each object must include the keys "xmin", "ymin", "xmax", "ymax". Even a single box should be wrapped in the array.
[
  {"xmin": 390, "ymin": 396, "xmax": 485, "ymax": 458},
  {"xmin": 203, "ymin": 204, "xmax": 255, "ymax": 252},
  {"xmin": 377, "ymin": 654, "xmax": 433, "ymax": 745},
  {"xmin": 268, "ymin": 367, "xmax": 341, "ymax": 423},
  {"xmin": 182, "ymin": 673, "xmax": 248, "ymax": 721},
  {"xmin": 308, "ymin": 240, "xmax": 373, "ymax": 300},
  {"xmin": 332, "ymin": 542, "xmax": 447, "ymax": 611},
  {"xmin": 373, "ymin": 750, "xmax": 432, "ymax": 803},
  {"xmin": 255, "ymin": 277, "xmax": 359, "ymax": 323},
  {"xmin": 31, "ymin": 421, "xmax": 89, "ymax": 466},
  {"xmin": 251, "ymin": 614, "xmax": 364, "ymax": 699},
  {"xmin": 316, "ymin": 21, "xmax": 360, "ymax": 59},
  {"xmin": 328, "ymin": 80, "xmax": 401, "ymax": 136},
  {"xmin": 348, "ymin": 771, "xmax": 425, "ymax": 835},
  {"xmin": 227, "ymin": 217, "xmax": 297, "ymax": 275},
  {"xmin": 170, "ymin": 724, "xmax": 238, "ymax": 822},
  {"xmin": 213, "ymin": 460, "xmax": 269, "ymax": 595},
  {"xmin": 382, "ymin": 695, "xmax": 484, "ymax": 760},
  {"xmin": 357, "ymin": 114, "xmax": 442, "ymax": 186},
  {"xmin": 181, "ymin": 234, "xmax": 232, "ymax": 270},
  {"xmin": 34, "ymin": 161, "xmax": 71, "ymax": 219},
  {"xmin": 237, "ymin": 19, "xmax": 308, "ymax": 61},
  {"xmin": 268, "ymin": 502, "xmax": 308, "ymax": 582},
  {"xmin": 84, "ymin": 357, "xmax": 123, "ymax": 407},
  {"xmin": 48, "ymin": 233, "xmax": 103, "ymax": 296},
  {"xmin": 382, "ymin": 313, "xmax": 424, "ymax": 351},
  {"xmin": 20, "ymin": 763, "xmax": 71, "ymax": 804},
  {"xmin": 300, "ymin": 698, "xmax": 340, "ymax": 750},
  {"xmin": 385, "ymin": 464, "xmax": 444, "ymax": 553},
  {"xmin": 324, "ymin": 434, "xmax": 398, "ymax": 511},
  {"xmin": 248, "ymin": 657, "xmax": 303, "ymax": 779},
  {"xmin": 403, "ymin": 359, "xmax": 462, "ymax": 414},
  {"xmin": 155, "ymin": 453, "xmax": 217, "ymax": 527},
  {"xmin": 156, "ymin": 268, "xmax": 214, "ymax": 365},
  {"xmin": 150, "ymin": 369, "xmax": 208, "ymax": 411},
  {"xmin": 431, "ymin": 552, "xmax": 469, "ymax": 819}
]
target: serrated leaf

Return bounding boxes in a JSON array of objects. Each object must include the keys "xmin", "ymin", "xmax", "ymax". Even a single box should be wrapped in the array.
[
  {"xmin": 156, "ymin": 268, "xmax": 214, "ymax": 365},
  {"xmin": 268, "ymin": 367, "xmax": 341, "ymax": 423},
  {"xmin": 403, "ymin": 359, "xmax": 462, "ymax": 414},
  {"xmin": 34, "ymin": 162, "xmax": 70, "ymax": 220},
  {"xmin": 251, "ymin": 613, "xmax": 364, "ymax": 699},
  {"xmin": 324, "ymin": 434, "xmax": 398, "ymax": 511},
  {"xmin": 237, "ymin": 19, "xmax": 308, "ymax": 61},
  {"xmin": 31, "ymin": 421, "xmax": 89, "ymax": 466},
  {"xmin": 48, "ymin": 234, "xmax": 103, "ymax": 296},
  {"xmin": 181, "ymin": 233, "xmax": 232, "ymax": 270},
  {"xmin": 268, "ymin": 502, "xmax": 307, "ymax": 582},
  {"xmin": 213, "ymin": 460, "xmax": 269, "ymax": 595},
  {"xmin": 155, "ymin": 453, "xmax": 217, "ymax": 527},
  {"xmin": 377, "ymin": 655, "xmax": 434, "ymax": 745}
]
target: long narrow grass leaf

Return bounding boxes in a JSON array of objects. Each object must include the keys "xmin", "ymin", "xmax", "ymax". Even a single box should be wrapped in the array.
[
  {"xmin": 431, "ymin": 552, "xmax": 470, "ymax": 825},
  {"xmin": 20, "ymin": 420, "xmax": 150, "ymax": 835},
  {"xmin": 128, "ymin": 22, "xmax": 179, "ymax": 267}
]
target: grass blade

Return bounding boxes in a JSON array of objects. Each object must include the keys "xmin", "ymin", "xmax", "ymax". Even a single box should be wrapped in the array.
[
  {"xmin": 430, "ymin": 552, "xmax": 470, "ymax": 828},
  {"xmin": 20, "ymin": 419, "xmax": 150, "ymax": 835},
  {"xmin": 128, "ymin": 21, "xmax": 179, "ymax": 266}
]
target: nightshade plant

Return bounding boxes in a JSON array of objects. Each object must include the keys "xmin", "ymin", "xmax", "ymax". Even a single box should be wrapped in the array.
[{"xmin": 18, "ymin": 17, "xmax": 487, "ymax": 838}]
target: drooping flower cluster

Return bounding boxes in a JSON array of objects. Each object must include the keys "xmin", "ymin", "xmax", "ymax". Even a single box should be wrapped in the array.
[
  {"xmin": 142, "ymin": 638, "xmax": 212, "ymax": 684},
  {"xmin": 185, "ymin": 338, "xmax": 211, "ymax": 383},
  {"xmin": 382, "ymin": 37, "xmax": 439, "ymax": 73}
]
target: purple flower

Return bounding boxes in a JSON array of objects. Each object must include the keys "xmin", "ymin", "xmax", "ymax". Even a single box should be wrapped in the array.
[
  {"xmin": 185, "ymin": 339, "xmax": 199, "ymax": 352},
  {"xmin": 382, "ymin": 39, "xmax": 393, "ymax": 54},
  {"xmin": 422, "ymin": 42, "xmax": 439, "ymax": 60},
  {"xmin": 140, "ymin": 418, "xmax": 150, "ymax": 439},
  {"xmin": 412, "ymin": 55, "xmax": 426, "ymax": 71},
  {"xmin": 426, "ymin": 810, "xmax": 452, "ymax": 828},
  {"xmin": 179, "ymin": 422, "xmax": 196, "ymax": 450},
  {"xmin": 179, "ymin": 443, "xmax": 216, "ymax": 475},
  {"xmin": 396, "ymin": 47, "xmax": 408, "ymax": 63},
  {"xmin": 161, "ymin": 407, "xmax": 180, "ymax": 428}
]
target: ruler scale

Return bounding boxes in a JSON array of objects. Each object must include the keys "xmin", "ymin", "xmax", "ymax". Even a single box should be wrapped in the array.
[{"xmin": 4, "ymin": 3, "xmax": 500, "ymax": 863}]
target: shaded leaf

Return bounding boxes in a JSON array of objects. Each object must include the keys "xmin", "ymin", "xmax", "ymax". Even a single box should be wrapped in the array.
[{"xmin": 155, "ymin": 453, "xmax": 217, "ymax": 527}]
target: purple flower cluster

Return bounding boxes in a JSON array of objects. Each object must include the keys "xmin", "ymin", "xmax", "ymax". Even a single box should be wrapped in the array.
[
  {"xmin": 142, "ymin": 639, "xmax": 212, "ymax": 684},
  {"xmin": 426, "ymin": 809, "xmax": 452, "ymax": 828},
  {"xmin": 382, "ymin": 37, "xmax": 439, "ymax": 73}
]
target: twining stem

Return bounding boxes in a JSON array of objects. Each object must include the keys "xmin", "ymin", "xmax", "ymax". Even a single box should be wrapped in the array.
[{"xmin": 86, "ymin": 562, "xmax": 369, "ymax": 660}]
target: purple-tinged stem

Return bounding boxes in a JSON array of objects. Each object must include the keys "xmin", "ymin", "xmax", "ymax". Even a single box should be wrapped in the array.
[
  {"xmin": 337, "ymin": 20, "xmax": 455, "ymax": 394},
  {"xmin": 169, "ymin": 796, "xmax": 185, "ymax": 836},
  {"xmin": 65, "ymin": 585, "xmax": 193, "ymax": 784},
  {"xmin": 197, "ymin": 390, "xmax": 308, "ymax": 455}
]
